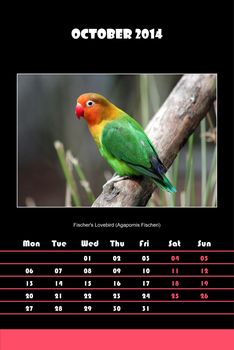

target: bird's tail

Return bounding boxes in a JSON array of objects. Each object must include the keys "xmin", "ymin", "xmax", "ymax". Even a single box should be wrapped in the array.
[{"xmin": 153, "ymin": 175, "xmax": 176, "ymax": 194}]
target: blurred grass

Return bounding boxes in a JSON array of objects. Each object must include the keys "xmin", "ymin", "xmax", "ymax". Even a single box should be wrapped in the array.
[
  {"xmin": 54, "ymin": 141, "xmax": 95, "ymax": 206},
  {"xmin": 201, "ymin": 119, "xmax": 207, "ymax": 206},
  {"xmin": 184, "ymin": 134, "xmax": 195, "ymax": 206},
  {"xmin": 54, "ymin": 141, "xmax": 81, "ymax": 206},
  {"xmin": 139, "ymin": 75, "xmax": 150, "ymax": 127},
  {"xmin": 69, "ymin": 152, "xmax": 96, "ymax": 204}
]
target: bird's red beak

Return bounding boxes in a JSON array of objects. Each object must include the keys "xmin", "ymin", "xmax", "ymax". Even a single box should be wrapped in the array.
[{"xmin": 75, "ymin": 103, "xmax": 84, "ymax": 119}]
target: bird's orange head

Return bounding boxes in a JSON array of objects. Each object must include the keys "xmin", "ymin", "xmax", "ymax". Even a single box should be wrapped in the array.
[{"xmin": 75, "ymin": 93, "xmax": 117, "ymax": 125}]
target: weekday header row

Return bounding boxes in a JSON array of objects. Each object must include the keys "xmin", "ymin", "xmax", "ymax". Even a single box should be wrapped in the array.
[{"xmin": 12, "ymin": 240, "xmax": 215, "ymax": 249}]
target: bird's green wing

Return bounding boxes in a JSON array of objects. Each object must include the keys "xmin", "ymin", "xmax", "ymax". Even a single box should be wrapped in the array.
[{"xmin": 101, "ymin": 116, "xmax": 165, "ymax": 180}]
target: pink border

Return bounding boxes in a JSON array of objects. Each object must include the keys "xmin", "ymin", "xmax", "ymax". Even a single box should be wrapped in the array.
[{"xmin": 0, "ymin": 330, "xmax": 234, "ymax": 350}]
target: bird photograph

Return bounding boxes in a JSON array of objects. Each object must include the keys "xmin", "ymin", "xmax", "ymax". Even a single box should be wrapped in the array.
[{"xmin": 17, "ymin": 74, "xmax": 217, "ymax": 207}]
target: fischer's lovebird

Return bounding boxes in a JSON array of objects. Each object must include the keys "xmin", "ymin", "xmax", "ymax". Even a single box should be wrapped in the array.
[{"xmin": 75, "ymin": 93, "xmax": 176, "ymax": 193}]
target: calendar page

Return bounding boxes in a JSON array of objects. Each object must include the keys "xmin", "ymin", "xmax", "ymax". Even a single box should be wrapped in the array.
[{"xmin": 1, "ymin": 1, "xmax": 233, "ymax": 349}]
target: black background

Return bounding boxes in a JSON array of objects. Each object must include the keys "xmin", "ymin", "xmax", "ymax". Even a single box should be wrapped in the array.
[{"xmin": 2, "ymin": 1, "xmax": 234, "ymax": 328}]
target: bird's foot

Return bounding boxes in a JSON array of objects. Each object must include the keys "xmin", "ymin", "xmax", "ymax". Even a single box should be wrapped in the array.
[{"xmin": 103, "ymin": 175, "xmax": 130, "ymax": 189}]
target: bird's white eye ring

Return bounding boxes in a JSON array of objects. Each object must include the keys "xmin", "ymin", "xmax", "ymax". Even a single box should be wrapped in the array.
[{"xmin": 86, "ymin": 100, "xmax": 95, "ymax": 107}]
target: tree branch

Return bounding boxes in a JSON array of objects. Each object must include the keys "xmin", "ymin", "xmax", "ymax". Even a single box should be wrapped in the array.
[{"xmin": 92, "ymin": 74, "xmax": 216, "ymax": 207}]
